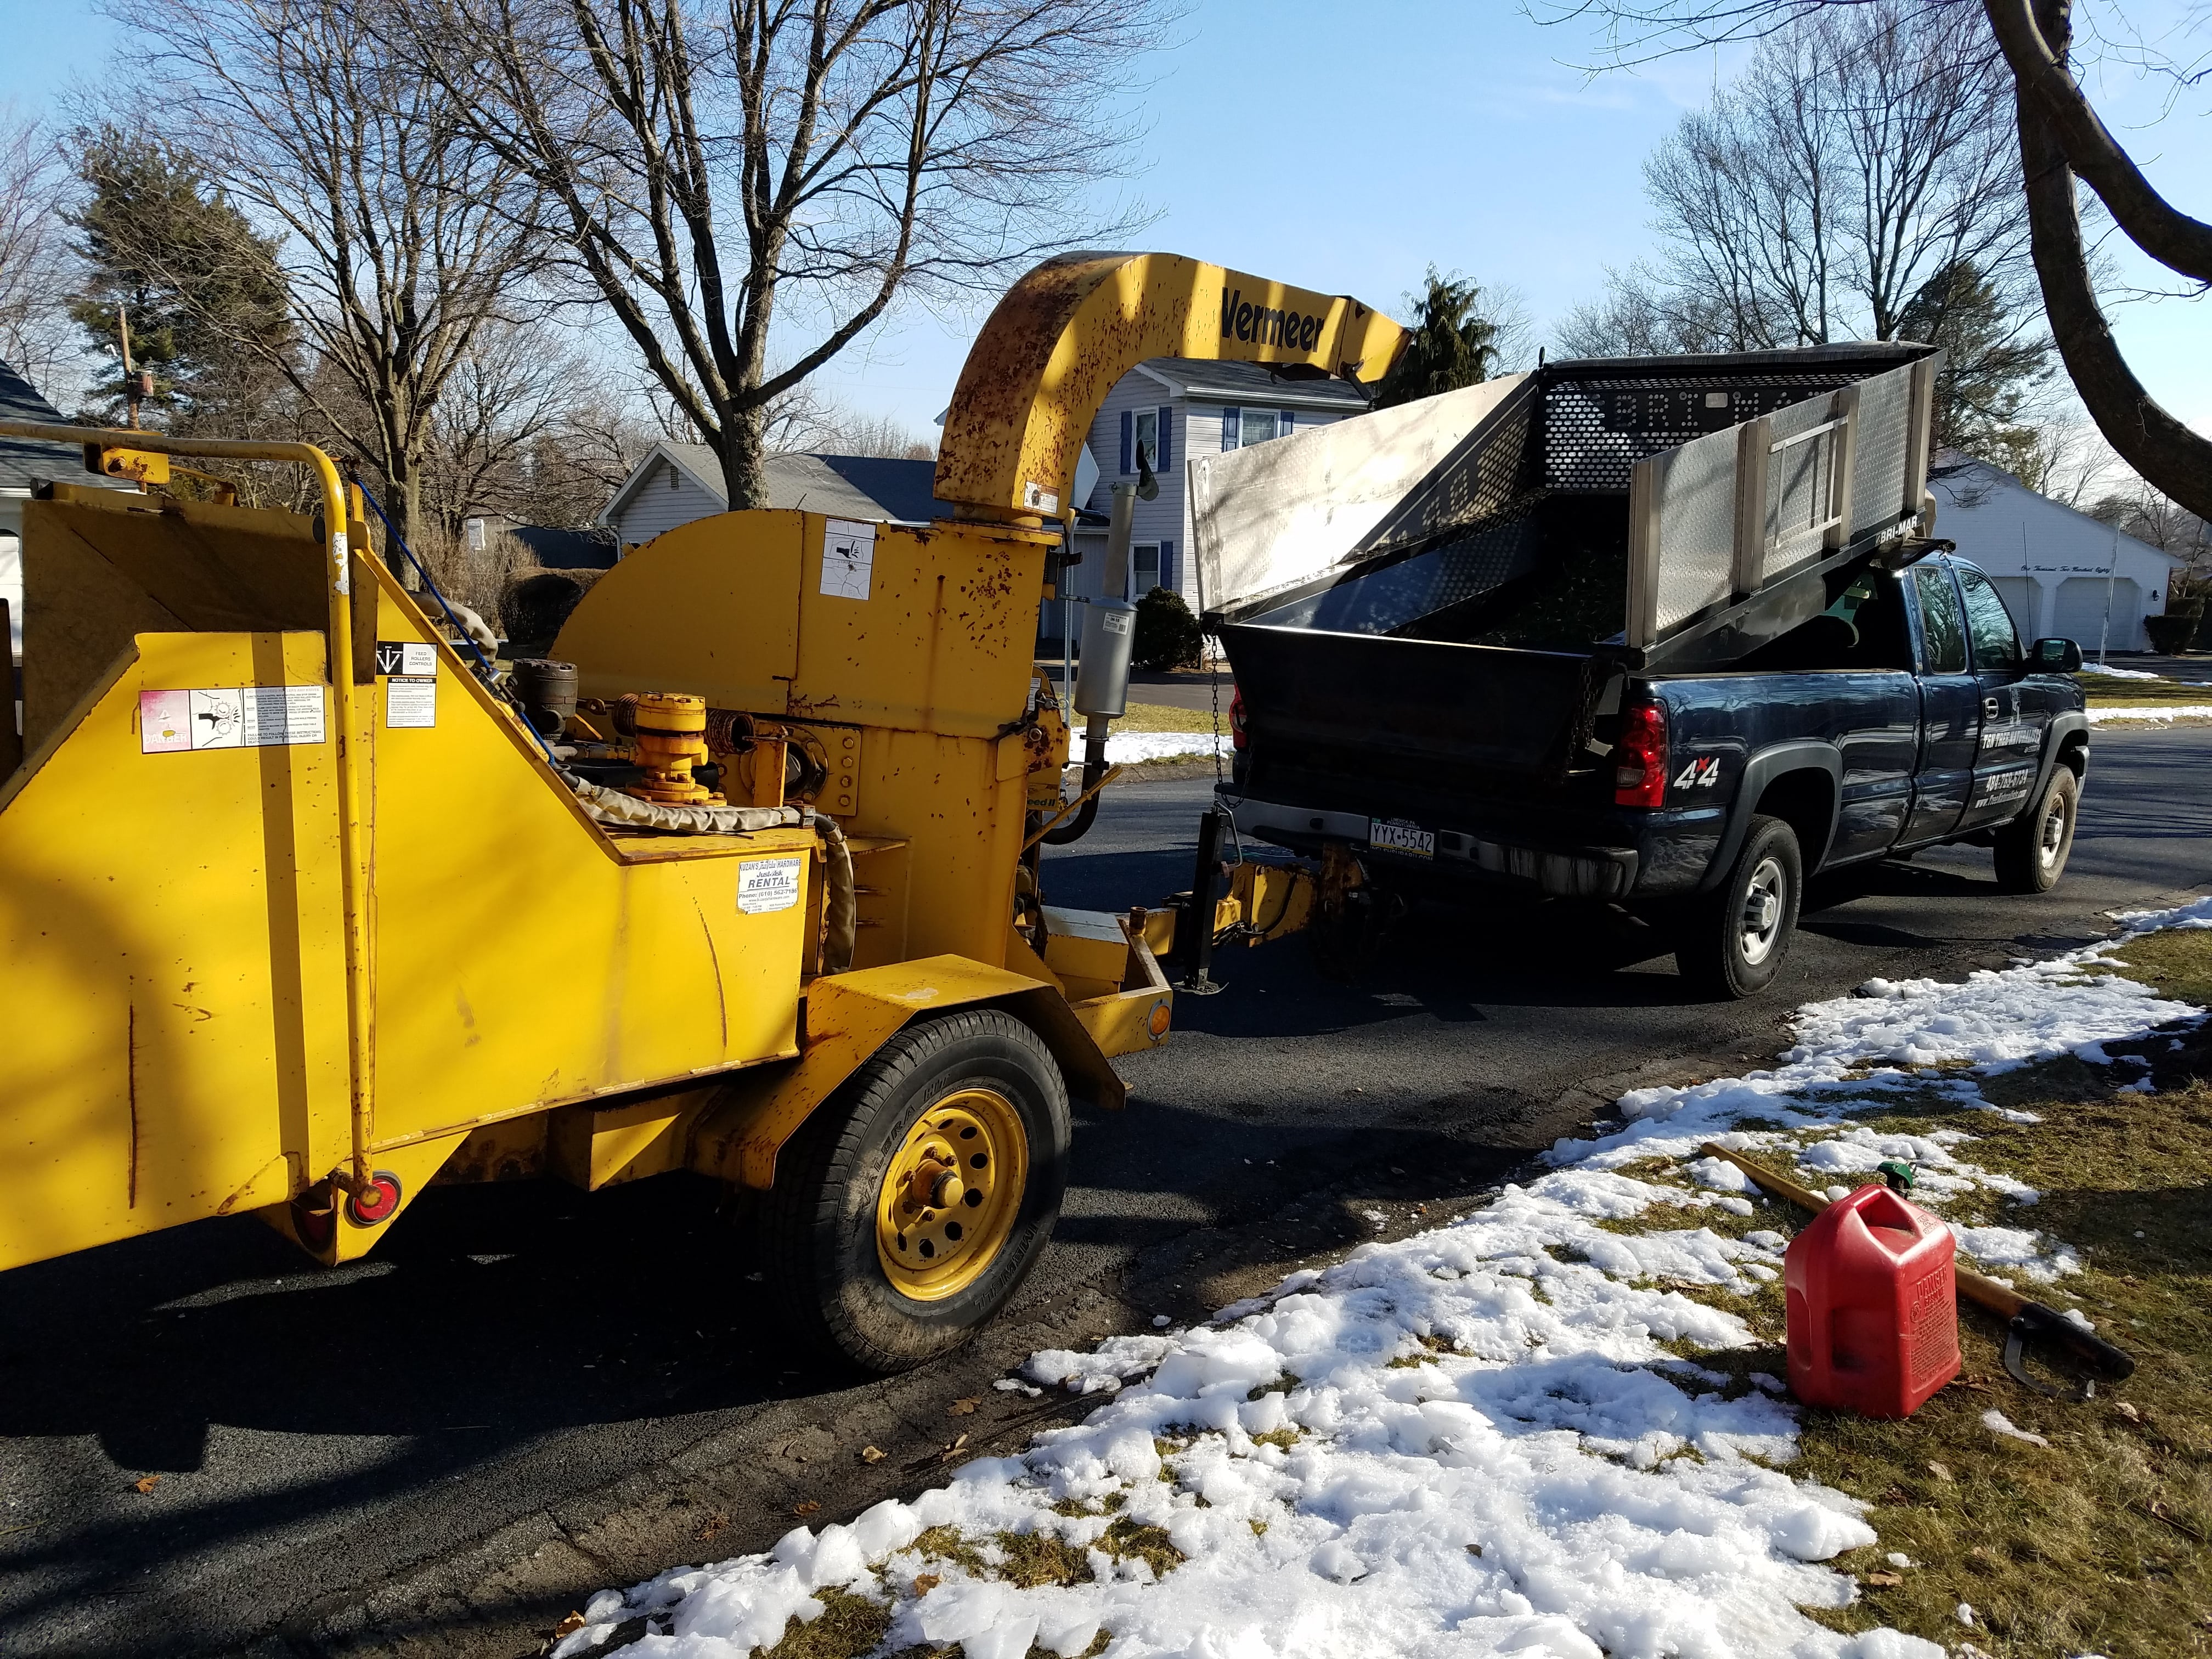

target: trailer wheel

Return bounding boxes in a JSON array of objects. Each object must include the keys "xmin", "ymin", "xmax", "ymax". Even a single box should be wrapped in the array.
[
  {"xmin": 1674, "ymin": 815, "xmax": 1802, "ymax": 1000},
  {"xmin": 1991, "ymin": 766, "xmax": 2078, "ymax": 894},
  {"xmin": 763, "ymin": 1009, "xmax": 1070, "ymax": 1373}
]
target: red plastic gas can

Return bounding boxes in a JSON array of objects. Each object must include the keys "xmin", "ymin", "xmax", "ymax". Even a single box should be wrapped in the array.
[{"xmin": 1785, "ymin": 1184, "xmax": 1960, "ymax": 1418}]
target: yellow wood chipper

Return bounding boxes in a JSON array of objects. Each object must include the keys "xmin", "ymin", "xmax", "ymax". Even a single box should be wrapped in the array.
[{"xmin": 0, "ymin": 253, "xmax": 1406, "ymax": 1370}]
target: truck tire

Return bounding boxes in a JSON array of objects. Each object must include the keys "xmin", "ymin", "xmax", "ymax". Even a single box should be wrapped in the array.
[
  {"xmin": 1674, "ymin": 815, "xmax": 1802, "ymax": 1000},
  {"xmin": 1992, "ymin": 765, "xmax": 2079, "ymax": 894},
  {"xmin": 761, "ymin": 1009, "xmax": 1071, "ymax": 1373}
]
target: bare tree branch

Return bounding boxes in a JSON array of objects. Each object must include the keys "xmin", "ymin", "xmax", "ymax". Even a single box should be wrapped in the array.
[
  {"xmin": 0, "ymin": 110, "xmax": 77, "ymax": 397},
  {"xmin": 391, "ymin": 0, "xmax": 1166, "ymax": 508},
  {"xmin": 2017, "ymin": 0, "xmax": 2212, "ymax": 520},
  {"xmin": 94, "ymin": 0, "xmax": 549, "ymax": 550},
  {"xmin": 1983, "ymin": 0, "xmax": 2212, "ymax": 281}
]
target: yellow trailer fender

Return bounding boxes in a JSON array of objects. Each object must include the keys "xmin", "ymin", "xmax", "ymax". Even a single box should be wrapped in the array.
[{"xmin": 687, "ymin": 955, "xmax": 1125, "ymax": 1192}]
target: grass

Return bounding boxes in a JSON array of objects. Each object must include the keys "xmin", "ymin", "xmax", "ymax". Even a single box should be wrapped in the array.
[
  {"xmin": 1637, "ymin": 926, "xmax": 2212, "ymax": 1657},
  {"xmin": 1107, "ymin": 699, "xmax": 1223, "ymax": 735},
  {"xmin": 758, "ymin": 1587, "xmax": 893, "ymax": 1658},
  {"xmin": 2078, "ymin": 670, "xmax": 2212, "ymax": 708}
]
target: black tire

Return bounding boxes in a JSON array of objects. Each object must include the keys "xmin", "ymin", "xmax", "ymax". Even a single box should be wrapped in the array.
[
  {"xmin": 761, "ymin": 1009, "xmax": 1070, "ymax": 1373},
  {"xmin": 1674, "ymin": 815, "xmax": 1803, "ymax": 1000},
  {"xmin": 1992, "ymin": 764, "xmax": 2079, "ymax": 893}
]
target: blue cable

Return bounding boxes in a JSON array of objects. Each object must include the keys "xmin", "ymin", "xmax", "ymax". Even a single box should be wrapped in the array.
[{"xmin": 346, "ymin": 477, "xmax": 559, "ymax": 761}]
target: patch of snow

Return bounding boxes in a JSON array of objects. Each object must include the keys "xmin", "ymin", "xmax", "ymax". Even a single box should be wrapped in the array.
[
  {"xmin": 1102, "ymin": 730, "xmax": 1232, "ymax": 766},
  {"xmin": 2112, "ymin": 893, "xmax": 2212, "ymax": 934},
  {"xmin": 2085, "ymin": 704, "xmax": 2212, "ymax": 724},
  {"xmin": 1980, "ymin": 1410, "xmax": 2050, "ymax": 1448},
  {"xmin": 2076, "ymin": 662, "xmax": 2164, "ymax": 679}
]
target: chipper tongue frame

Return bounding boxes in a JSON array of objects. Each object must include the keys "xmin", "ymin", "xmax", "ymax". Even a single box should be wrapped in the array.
[{"xmin": 0, "ymin": 252, "xmax": 1406, "ymax": 1370}]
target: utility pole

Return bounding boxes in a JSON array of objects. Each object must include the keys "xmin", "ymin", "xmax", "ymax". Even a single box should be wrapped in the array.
[{"xmin": 116, "ymin": 306, "xmax": 153, "ymax": 430}]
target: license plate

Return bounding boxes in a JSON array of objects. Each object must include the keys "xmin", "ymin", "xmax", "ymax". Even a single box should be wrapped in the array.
[{"xmin": 1368, "ymin": 817, "xmax": 1435, "ymax": 858}]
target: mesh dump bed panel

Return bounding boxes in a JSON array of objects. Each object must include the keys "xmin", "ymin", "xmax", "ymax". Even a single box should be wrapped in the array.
[
  {"xmin": 1647, "ymin": 425, "xmax": 1740, "ymax": 637},
  {"xmin": 1544, "ymin": 374, "xmax": 1848, "ymax": 493},
  {"xmin": 1848, "ymin": 368, "xmax": 1914, "ymax": 538}
]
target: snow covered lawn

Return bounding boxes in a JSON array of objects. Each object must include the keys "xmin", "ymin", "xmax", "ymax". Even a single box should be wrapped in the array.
[{"xmin": 552, "ymin": 899, "xmax": 2211, "ymax": 1659}]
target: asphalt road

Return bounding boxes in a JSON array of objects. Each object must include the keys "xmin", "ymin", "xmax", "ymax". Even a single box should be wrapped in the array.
[{"xmin": 4, "ymin": 727, "xmax": 2209, "ymax": 1658}]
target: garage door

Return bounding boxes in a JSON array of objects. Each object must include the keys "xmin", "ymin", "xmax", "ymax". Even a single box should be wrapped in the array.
[
  {"xmin": 2051, "ymin": 576, "xmax": 2142, "ymax": 653},
  {"xmin": 1989, "ymin": 575, "xmax": 2039, "ymax": 640}
]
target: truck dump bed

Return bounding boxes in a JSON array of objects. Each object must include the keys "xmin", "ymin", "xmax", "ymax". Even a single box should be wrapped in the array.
[{"xmin": 1198, "ymin": 345, "xmax": 1941, "ymax": 796}]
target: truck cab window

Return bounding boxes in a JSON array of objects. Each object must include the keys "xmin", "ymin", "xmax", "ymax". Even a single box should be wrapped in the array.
[
  {"xmin": 1913, "ymin": 564, "xmax": 1968, "ymax": 675},
  {"xmin": 1957, "ymin": 565, "xmax": 2021, "ymax": 670},
  {"xmin": 1736, "ymin": 574, "xmax": 1911, "ymax": 670}
]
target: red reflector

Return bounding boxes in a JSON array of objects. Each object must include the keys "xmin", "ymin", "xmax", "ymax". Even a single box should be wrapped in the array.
[
  {"xmin": 1228, "ymin": 688, "xmax": 1248, "ymax": 751},
  {"xmin": 1613, "ymin": 700, "xmax": 1669, "ymax": 808}
]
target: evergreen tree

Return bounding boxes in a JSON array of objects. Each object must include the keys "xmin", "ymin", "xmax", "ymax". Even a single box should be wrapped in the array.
[
  {"xmin": 1895, "ymin": 258, "xmax": 2052, "ymax": 467},
  {"xmin": 1374, "ymin": 269, "xmax": 1499, "ymax": 410},
  {"xmin": 67, "ymin": 127, "xmax": 293, "ymax": 427}
]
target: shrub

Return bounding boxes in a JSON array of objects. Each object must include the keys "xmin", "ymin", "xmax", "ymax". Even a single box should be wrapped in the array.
[{"xmin": 1132, "ymin": 585, "xmax": 1203, "ymax": 671}]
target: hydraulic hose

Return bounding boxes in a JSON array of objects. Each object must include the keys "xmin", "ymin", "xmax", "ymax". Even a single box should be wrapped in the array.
[{"xmin": 1040, "ymin": 716, "xmax": 1110, "ymax": 845}]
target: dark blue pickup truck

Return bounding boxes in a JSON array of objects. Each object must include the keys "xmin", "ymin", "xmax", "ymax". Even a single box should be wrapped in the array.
[
  {"xmin": 1223, "ymin": 552, "xmax": 2088, "ymax": 996},
  {"xmin": 1204, "ymin": 346, "xmax": 2090, "ymax": 997}
]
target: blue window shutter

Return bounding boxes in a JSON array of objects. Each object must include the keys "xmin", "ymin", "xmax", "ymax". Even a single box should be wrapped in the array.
[
  {"xmin": 1280, "ymin": 409, "xmax": 1295, "ymax": 438},
  {"xmin": 1156, "ymin": 406, "xmax": 1172, "ymax": 473},
  {"xmin": 1160, "ymin": 538, "xmax": 1176, "ymax": 593},
  {"xmin": 1222, "ymin": 405, "xmax": 1240, "ymax": 451},
  {"xmin": 1119, "ymin": 408, "xmax": 1133, "ymax": 475}
]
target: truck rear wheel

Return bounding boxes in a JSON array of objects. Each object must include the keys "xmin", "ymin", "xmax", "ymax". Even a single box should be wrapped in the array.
[
  {"xmin": 1674, "ymin": 815, "xmax": 1802, "ymax": 1000},
  {"xmin": 1992, "ymin": 765, "xmax": 2079, "ymax": 893},
  {"xmin": 762, "ymin": 1009, "xmax": 1071, "ymax": 1373}
]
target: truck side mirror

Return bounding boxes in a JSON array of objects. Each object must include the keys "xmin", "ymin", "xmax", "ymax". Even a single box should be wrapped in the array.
[{"xmin": 2033, "ymin": 637, "xmax": 2084, "ymax": 673}]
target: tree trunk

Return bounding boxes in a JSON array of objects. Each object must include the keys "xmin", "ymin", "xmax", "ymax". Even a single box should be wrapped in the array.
[
  {"xmin": 383, "ymin": 455, "xmax": 423, "ymax": 584},
  {"xmin": 718, "ymin": 403, "xmax": 769, "ymax": 512},
  {"xmin": 2017, "ymin": 0, "xmax": 2212, "ymax": 523}
]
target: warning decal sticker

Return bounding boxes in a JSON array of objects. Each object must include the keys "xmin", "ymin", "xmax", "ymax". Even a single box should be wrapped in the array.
[
  {"xmin": 385, "ymin": 676, "xmax": 437, "ymax": 728},
  {"xmin": 820, "ymin": 518, "xmax": 876, "ymax": 601},
  {"xmin": 139, "ymin": 686, "xmax": 327, "ymax": 753},
  {"xmin": 738, "ymin": 855, "xmax": 804, "ymax": 915}
]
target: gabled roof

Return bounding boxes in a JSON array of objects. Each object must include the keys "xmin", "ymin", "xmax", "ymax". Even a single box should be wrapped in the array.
[
  {"xmin": 0, "ymin": 360, "xmax": 134, "ymax": 495},
  {"xmin": 1127, "ymin": 357, "xmax": 1374, "ymax": 412},
  {"xmin": 600, "ymin": 442, "xmax": 950, "ymax": 528},
  {"xmin": 1929, "ymin": 449, "xmax": 2184, "ymax": 567}
]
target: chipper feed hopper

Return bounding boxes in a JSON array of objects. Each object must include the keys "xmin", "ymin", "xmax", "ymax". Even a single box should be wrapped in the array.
[{"xmin": 0, "ymin": 253, "xmax": 1407, "ymax": 1370}]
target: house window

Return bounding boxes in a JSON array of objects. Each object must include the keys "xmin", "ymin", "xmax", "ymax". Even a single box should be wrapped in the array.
[
  {"xmin": 1121, "ymin": 406, "xmax": 1172, "ymax": 475},
  {"xmin": 1130, "ymin": 543, "xmax": 1160, "ymax": 599},
  {"xmin": 1221, "ymin": 407, "xmax": 1293, "ymax": 450}
]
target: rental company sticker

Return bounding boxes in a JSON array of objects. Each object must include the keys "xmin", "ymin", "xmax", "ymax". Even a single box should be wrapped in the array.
[
  {"xmin": 385, "ymin": 676, "xmax": 437, "ymax": 728},
  {"xmin": 139, "ymin": 686, "xmax": 326, "ymax": 753},
  {"xmin": 737, "ymin": 855, "xmax": 804, "ymax": 915},
  {"xmin": 820, "ymin": 519, "xmax": 876, "ymax": 601}
]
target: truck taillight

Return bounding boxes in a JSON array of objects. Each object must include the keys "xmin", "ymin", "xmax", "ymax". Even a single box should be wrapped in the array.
[
  {"xmin": 1228, "ymin": 688, "xmax": 1247, "ymax": 751},
  {"xmin": 1613, "ymin": 700, "xmax": 1669, "ymax": 808}
]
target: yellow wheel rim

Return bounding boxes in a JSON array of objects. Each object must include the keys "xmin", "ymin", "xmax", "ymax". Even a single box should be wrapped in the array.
[{"xmin": 874, "ymin": 1086, "xmax": 1029, "ymax": 1301}]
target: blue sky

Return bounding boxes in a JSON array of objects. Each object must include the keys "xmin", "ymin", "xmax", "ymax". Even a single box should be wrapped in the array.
[{"xmin": 4, "ymin": 0, "xmax": 2205, "ymax": 441}]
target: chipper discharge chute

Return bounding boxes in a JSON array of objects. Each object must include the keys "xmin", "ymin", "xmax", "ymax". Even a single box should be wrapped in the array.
[{"xmin": 0, "ymin": 251, "xmax": 1406, "ymax": 1370}]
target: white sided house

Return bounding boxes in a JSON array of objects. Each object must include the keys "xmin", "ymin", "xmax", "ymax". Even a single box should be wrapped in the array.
[
  {"xmin": 599, "ymin": 444, "xmax": 947, "ymax": 551},
  {"xmin": 1054, "ymin": 358, "xmax": 1372, "ymax": 632},
  {"xmin": 1928, "ymin": 450, "xmax": 2182, "ymax": 655}
]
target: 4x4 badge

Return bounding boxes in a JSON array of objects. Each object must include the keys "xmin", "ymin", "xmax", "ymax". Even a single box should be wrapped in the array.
[{"xmin": 1672, "ymin": 757, "xmax": 1720, "ymax": 788}]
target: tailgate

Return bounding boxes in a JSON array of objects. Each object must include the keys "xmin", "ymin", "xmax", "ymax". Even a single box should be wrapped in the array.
[{"xmin": 1223, "ymin": 622, "xmax": 1604, "ymax": 810}]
